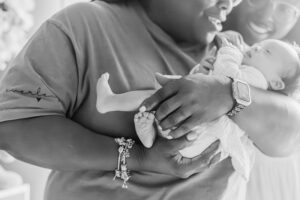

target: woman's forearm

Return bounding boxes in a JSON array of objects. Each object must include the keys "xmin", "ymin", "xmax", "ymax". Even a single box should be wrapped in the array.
[
  {"xmin": 141, "ymin": 75, "xmax": 300, "ymax": 157},
  {"xmin": 0, "ymin": 115, "xmax": 218, "ymax": 178},
  {"xmin": 0, "ymin": 115, "xmax": 141, "ymax": 171},
  {"xmin": 234, "ymin": 87, "xmax": 300, "ymax": 157}
]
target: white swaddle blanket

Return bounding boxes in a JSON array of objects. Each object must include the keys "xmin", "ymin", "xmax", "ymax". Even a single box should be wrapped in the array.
[
  {"xmin": 180, "ymin": 116, "xmax": 255, "ymax": 180},
  {"xmin": 180, "ymin": 44, "xmax": 268, "ymax": 180}
]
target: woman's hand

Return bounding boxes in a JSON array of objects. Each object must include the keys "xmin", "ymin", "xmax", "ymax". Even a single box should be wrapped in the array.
[
  {"xmin": 141, "ymin": 74, "xmax": 234, "ymax": 139},
  {"xmin": 134, "ymin": 136, "xmax": 221, "ymax": 178}
]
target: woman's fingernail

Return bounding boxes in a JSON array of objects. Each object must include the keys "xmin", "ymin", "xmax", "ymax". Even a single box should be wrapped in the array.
[
  {"xmin": 165, "ymin": 135, "xmax": 173, "ymax": 140},
  {"xmin": 186, "ymin": 133, "xmax": 198, "ymax": 141}
]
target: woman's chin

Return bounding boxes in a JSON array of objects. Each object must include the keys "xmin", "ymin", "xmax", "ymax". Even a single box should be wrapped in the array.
[
  {"xmin": 205, "ymin": 32, "xmax": 217, "ymax": 45},
  {"xmin": 194, "ymin": 32, "xmax": 217, "ymax": 46}
]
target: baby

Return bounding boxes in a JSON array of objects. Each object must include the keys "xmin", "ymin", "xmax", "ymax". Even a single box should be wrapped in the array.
[{"xmin": 96, "ymin": 38, "xmax": 300, "ymax": 180}]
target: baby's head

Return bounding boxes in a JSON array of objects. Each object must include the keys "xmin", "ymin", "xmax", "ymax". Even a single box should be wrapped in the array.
[{"xmin": 243, "ymin": 39, "xmax": 300, "ymax": 97}]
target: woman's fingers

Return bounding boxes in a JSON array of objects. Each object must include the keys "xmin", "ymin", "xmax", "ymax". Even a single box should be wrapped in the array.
[
  {"xmin": 208, "ymin": 152, "xmax": 222, "ymax": 168},
  {"xmin": 141, "ymin": 80, "xmax": 178, "ymax": 111},
  {"xmin": 158, "ymin": 105, "xmax": 192, "ymax": 131},
  {"xmin": 147, "ymin": 136, "xmax": 222, "ymax": 178},
  {"xmin": 155, "ymin": 96, "xmax": 183, "ymax": 122},
  {"xmin": 189, "ymin": 140, "xmax": 221, "ymax": 171},
  {"xmin": 167, "ymin": 116, "xmax": 201, "ymax": 139},
  {"xmin": 175, "ymin": 140, "xmax": 221, "ymax": 178},
  {"xmin": 163, "ymin": 135, "xmax": 195, "ymax": 153}
]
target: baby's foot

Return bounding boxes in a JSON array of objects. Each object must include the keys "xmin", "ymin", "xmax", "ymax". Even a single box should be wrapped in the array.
[
  {"xmin": 134, "ymin": 111, "xmax": 156, "ymax": 148},
  {"xmin": 96, "ymin": 73, "xmax": 115, "ymax": 113}
]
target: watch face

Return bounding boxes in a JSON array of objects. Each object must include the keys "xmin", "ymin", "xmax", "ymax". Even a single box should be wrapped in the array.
[{"xmin": 236, "ymin": 81, "xmax": 251, "ymax": 104}]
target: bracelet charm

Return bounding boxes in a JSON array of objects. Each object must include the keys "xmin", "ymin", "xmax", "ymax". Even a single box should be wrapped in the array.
[{"xmin": 114, "ymin": 137, "xmax": 135, "ymax": 188}]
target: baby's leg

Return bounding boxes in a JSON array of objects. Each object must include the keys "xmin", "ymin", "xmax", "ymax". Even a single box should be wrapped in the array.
[
  {"xmin": 134, "ymin": 111, "xmax": 156, "ymax": 148},
  {"xmin": 96, "ymin": 73, "xmax": 156, "ymax": 113}
]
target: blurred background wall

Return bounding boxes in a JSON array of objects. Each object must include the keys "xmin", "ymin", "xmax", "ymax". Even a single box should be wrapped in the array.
[
  {"xmin": 30, "ymin": 0, "xmax": 61, "ymax": 35},
  {"xmin": 286, "ymin": 19, "xmax": 300, "ymax": 44}
]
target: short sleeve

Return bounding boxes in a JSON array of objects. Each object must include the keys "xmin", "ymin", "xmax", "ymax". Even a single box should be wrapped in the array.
[{"xmin": 0, "ymin": 20, "xmax": 79, "ymax": 122}]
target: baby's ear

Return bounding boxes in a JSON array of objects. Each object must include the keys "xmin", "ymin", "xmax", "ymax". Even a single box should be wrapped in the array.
[{"xmin": 269, "ymin": 79, "xmax": 285, "ymax": 90}]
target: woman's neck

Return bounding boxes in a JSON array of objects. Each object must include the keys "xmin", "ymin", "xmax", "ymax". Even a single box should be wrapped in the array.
[{"xmin": 178, "ymin": 42, "xmax": 209, "ymax": 62}]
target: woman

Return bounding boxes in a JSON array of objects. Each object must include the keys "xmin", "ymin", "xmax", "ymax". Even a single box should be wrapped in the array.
[
  {"xmin": 224, "ymin": 1, "xmax": 300, "ymax": 200},
  {"xmin": 224, "ymin": 0, "xmax": 300, "ymax": 45},
  {"xmin": 0, "ymin": 1, "xmax": 300, "ymax": 200}
]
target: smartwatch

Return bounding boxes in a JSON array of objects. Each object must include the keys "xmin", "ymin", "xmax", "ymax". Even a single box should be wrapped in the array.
[{"xmin": 227, "ymin": 78, "xmax": 251, "ymax": 117}]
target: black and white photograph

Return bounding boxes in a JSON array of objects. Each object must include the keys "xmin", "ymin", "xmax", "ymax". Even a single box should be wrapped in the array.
[{"xmin": 0, "ymin": 0, "xmax": 300, "ymax": 200}]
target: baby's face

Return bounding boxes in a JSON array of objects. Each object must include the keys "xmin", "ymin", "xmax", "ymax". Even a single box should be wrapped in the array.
[{"xmin": 243, "ymin": 39, "xmax": 298, "ymax": 84}]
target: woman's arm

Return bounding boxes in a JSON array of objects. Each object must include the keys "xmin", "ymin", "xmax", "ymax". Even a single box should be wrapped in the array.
[
  {"xmin": 0, "ymin": 115, "xmax": 123, "ymax": 171},
  {"xmin": 0, "ymin": 115, "xmax": 219, "ymax": 178},
  {"xmin": 141, "ymin": 74, "xmax": 300, "ymax": 157},
  {"xmin": 233, "ymin": 87, "xmax": 300, "ymax": 157}
]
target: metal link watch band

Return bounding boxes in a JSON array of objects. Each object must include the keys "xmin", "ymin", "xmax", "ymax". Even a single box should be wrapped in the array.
[
  {"xmin": 227, "ymin": 104, "xmax": 245, "ymax": 117},
  {"xmin": 226, "ymin": 77, "xmax": 251, "ymax": 117}
]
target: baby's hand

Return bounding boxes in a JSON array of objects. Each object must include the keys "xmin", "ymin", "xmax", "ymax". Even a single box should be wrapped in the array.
[
  {"xmin": 221, "ymin": 37, "xmax": 235, "ymax": 48},
  {"xmin": 216, "ymin": 35, "xmax": 235, "ymax": 48},
  {"xmin": 200, "ymin": 57, "xmax": 215, "ymax": 73},
  {"xmin": 190, "ymin": 57, "xmax": 215, "ymax": 75}
]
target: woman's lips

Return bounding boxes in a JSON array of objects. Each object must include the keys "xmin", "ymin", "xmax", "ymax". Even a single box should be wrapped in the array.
[{"xmin": 248, "ymin": 21, "xmax": 272, "ymax": 35}]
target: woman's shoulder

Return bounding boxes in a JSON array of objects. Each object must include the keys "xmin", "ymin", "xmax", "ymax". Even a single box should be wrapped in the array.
[
  {"xmin": 62, "ymin": 1, "xmax": 117, "ymax": 16},
  {"xmin": 48, "ymin": 1, "xmax": 132, "ymax": 29},
  {"xmin": 49, "ymin": 2, "xmax": 112, "ymax": 23}
]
